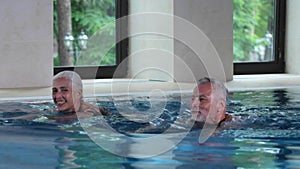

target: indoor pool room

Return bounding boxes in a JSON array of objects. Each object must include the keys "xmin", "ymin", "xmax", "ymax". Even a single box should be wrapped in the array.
[{"xmin": 1, "ymin": 0, "xmax": 300, "ymax": 169}]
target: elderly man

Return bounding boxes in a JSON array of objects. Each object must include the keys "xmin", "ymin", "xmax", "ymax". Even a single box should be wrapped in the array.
[
  {"xmin": 52, "ymin": 71, "xmax": 108, "ymax": 117},
  {"xmin": 190, "ymin": 77, "xmax": 232, "ymax": 126}
]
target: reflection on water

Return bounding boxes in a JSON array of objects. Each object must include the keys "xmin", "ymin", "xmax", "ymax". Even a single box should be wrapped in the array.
[
  {"xmin": 55, "ymin": 136, "xmax": 125, "ymax": 169},
  {"xmin": 0, "ymin": 89, "xmax": 300, "ymax": 168}
]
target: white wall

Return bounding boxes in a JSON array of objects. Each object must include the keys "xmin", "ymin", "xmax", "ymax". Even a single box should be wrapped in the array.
[
  {"xmin": 173, "ymin": 0, "xmax": 233, "ymax": 82},
  {"xmin": 0, "ymin": 0, "xmax": 53, "ymax": 88},
  {"xmin": 286, "ymin": 0, "xmax": 300, "ymax": 74},
  {"xmin": 128, "ymin": 0, "xmax": 174, "ymax": 81},
  {"xmin": 128, "ymin": 0, "xmax": 233, "ymax": 82}
]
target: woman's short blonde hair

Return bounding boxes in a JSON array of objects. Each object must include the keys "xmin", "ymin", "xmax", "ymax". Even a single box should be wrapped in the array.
[{"xmin": 53, "ymin": 71, "xmax": 83, "ymax": 92}]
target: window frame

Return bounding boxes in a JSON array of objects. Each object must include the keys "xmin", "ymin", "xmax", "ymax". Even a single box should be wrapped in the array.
[
  {"xmin": 54, "ymin": 0, "xmax": 129, "ymax": 79},
  {"xmin": 234, "ymin": 0, "xmax": 286, "ymax": 74}
]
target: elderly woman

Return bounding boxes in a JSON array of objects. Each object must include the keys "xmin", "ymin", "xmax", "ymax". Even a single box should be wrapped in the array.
[{"xmin": 52, "ymin": 71, "xmax": 109, "ymax": 118}]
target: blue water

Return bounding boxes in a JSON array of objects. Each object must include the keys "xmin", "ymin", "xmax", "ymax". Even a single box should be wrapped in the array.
[{"xmin": 0, "ymin": 89, "xmax": 300, "ymax": 169}]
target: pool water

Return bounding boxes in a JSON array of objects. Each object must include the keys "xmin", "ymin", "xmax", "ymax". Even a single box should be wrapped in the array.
[{"xmin": 0, "ymin": 89, "xmax": 300, "ymax": 168}]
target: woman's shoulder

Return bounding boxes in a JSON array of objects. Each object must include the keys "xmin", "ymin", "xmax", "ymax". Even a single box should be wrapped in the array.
[{"xmin": 80, "ymin": 102, "xmax": 110, "ymax": 116}]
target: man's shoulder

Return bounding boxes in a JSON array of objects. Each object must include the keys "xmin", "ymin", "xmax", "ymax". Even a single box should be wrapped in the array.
[{"xmin": 224, "ymin": 114, "xmax": 233, "ymax": 122}]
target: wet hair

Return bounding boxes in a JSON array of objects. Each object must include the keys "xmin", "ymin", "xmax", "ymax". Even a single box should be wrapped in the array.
[
  {"xmin": 197, "ymin": 77, "xmax": 228, "ymax": 101},
  {"xmin": 53, "ymin": 71, "xmax": 83, "ymax": 92}
]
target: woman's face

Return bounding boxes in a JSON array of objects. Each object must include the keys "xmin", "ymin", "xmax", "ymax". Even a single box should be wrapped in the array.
[{"xmin": 52, "ymin": 78, "xmax": 81, "ymax": 112}]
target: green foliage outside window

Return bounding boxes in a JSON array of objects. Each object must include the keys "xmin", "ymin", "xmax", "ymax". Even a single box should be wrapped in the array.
[
  {"xmin": 233, "ymin": 0, "xmax": 274, "ymax": 62},
  {"xmin": 54, "ymin": 0, "xmax": 274, "ymax": 65},
  {"xmin": 53, "ymin": 0, "xmax": 116, "ymax": 66}
]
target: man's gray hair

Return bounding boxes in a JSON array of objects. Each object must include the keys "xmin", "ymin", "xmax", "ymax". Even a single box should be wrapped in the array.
[
  {"xmin": 197, "ymin": 77, "xmax": 228, "ymax": 100},
  {"xmin": 53, "ymin": 71, "xmax": 83, "ymax": 92}
]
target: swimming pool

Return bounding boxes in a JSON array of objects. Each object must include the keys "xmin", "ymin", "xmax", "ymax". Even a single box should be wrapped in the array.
[{"xmin": 0, "ymin": 89, "xmax": 300, "ymax": 168}]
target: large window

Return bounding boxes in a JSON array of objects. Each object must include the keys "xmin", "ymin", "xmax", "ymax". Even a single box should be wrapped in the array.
[
  {"xmin": 53, "ymin": 0, "xmax": 128, "ymax": 78},
  {"xmin": 54, "ymin": 0, "xmax": 285, "ymax": 78},
  {"xmin": 234, "ymin": 0, "xmax": 286, "ymax": 74}
]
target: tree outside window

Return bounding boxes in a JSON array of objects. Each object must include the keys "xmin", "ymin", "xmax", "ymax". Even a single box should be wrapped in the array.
[
  {"xmin": 53, "ymin": 0, "xmax": 116, "ymax": 67},
  {"xmin": 233, "ymin": 0, "xmax": 274, "ymax": 62}
]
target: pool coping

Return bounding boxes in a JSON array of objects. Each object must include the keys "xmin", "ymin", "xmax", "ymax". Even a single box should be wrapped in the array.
[{"xmin": 1, "ymin": 74, "xmax": 300, "ymax": 101}]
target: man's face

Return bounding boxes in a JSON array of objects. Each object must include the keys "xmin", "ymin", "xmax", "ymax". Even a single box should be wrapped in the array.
[
  {"xmin": 190, "ymin": 82, "xmax": 216, "ymax": 122},
  {"xmin": 52, "ymin": 78, "xmax": 80, "ymax": 112}
]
